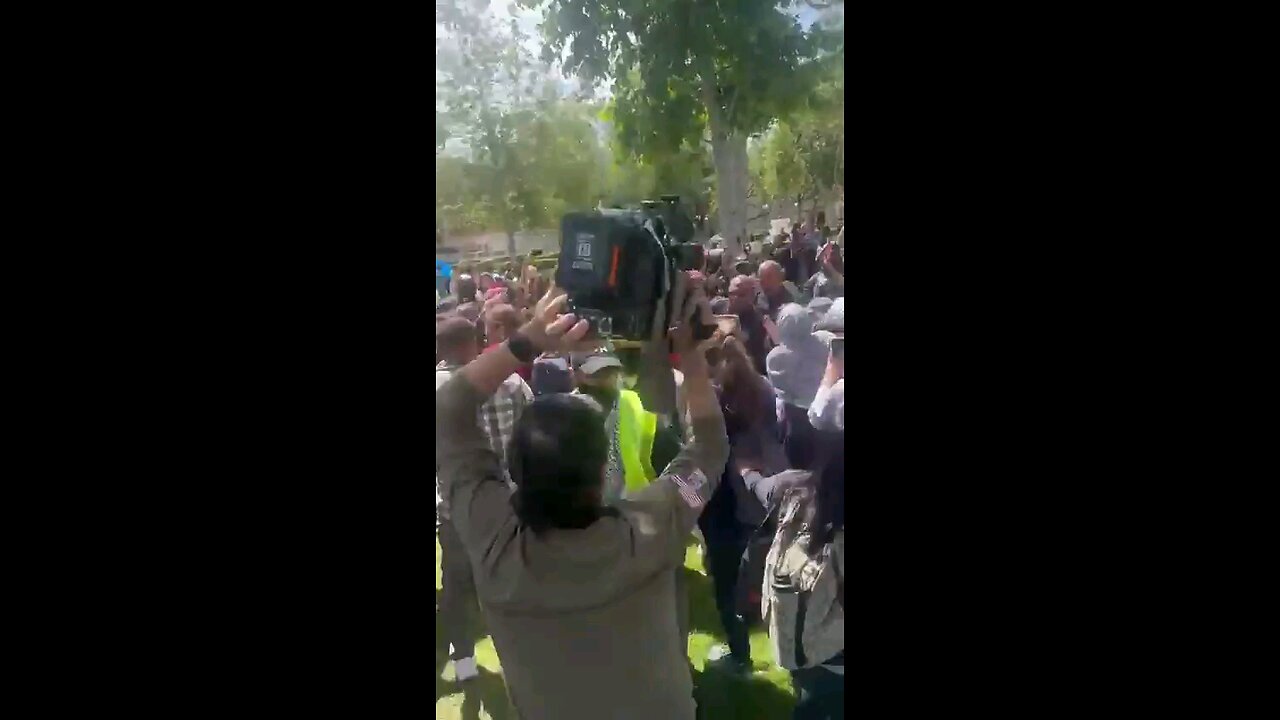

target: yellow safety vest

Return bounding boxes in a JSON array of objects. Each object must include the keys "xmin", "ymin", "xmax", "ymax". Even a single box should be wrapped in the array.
[{"xmin": 617, "ymin": 389, "xmax": 658, "ymax": 492}]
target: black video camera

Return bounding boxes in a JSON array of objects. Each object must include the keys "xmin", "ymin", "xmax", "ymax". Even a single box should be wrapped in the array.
[{"xmin": 556, "ymin": 196, "xmax": 708, "ymax": 341}]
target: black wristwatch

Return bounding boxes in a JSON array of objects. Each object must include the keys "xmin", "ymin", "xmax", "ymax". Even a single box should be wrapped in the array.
[{"xmin": 506, "ymin": 332, "xmax": 537, "ymax": 363}]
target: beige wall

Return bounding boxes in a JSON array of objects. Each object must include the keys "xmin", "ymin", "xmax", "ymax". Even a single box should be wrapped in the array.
[{"xmin": 440, "ymin": 230, "xmax": 560, "ymax": 259}]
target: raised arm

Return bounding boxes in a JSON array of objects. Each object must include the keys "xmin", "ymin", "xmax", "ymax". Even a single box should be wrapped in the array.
[
  {"xmin": 662, "ymin": 337, "xmax": 727, "ymax": 492},
  {"xmin": 633, "ymin": 270, "xmax": 715, "ymax": 418},
  {"xmin": 634, "ymin": 285, "xmax": 729, "ymax": 533},
  {"xmin": 808, "ymin": 347, "xmax": 845, "ymax": 432},
  {"xmin": 799, "ymin": 272, "xmax": 821, "ymax": 304},
  {"xmin": 436, "ymin": 287, "xmax": 591, "ymax": 555}
]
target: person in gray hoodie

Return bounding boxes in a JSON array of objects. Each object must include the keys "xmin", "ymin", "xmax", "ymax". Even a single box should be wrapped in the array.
[
  {"xmin": 767, "ymin": 304, "xmax": 828, "ymax": 410},
  {"xmin": 766, "ymin": 303, "xmax": 829, "ymax": 468}
]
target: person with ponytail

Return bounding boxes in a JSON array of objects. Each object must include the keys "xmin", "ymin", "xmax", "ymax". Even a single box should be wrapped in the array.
[{"xmin": 745, "ymin": 440, "xmax": 846, "ymax": 719}]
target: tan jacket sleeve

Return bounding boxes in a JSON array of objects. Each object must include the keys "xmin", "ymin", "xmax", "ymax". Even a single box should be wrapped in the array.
[
  {"xmin": 629, "ymin": 410, "xmax": 729, "ymax": 539},
  {"xmin": 436, "ymin": 373, "xmax": 517, "ymax": 567},
  {"xmin": 591, "ymin": 410, "xmax": 728, "ymax": 592}
]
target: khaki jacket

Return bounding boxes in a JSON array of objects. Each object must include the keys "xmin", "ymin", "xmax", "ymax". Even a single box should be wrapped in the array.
[{"xmin": 436, "ymin": 375, "xmax": 729, "ymax": 720}]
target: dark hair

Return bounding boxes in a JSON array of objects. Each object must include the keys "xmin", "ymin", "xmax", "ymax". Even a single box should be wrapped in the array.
[
  {"xmin": 706, "ymin": 249, "xmax": 724, "ymax": 274},
  {"xmin": 455, "ymin": 274, "xmax": 477, "ymax": 301},
  {"xmin": 800, "ymin": 245, "xmax": 817, "ymax": 267},
  {"xmin": 777, "ymin": 436, "xmax": 844, "ymax": 554},
  {"xmin": 784, "ymin": 424, "xmax": 819, "ymax": 470},
  {"xmin": 508, "ymin": 395, "xmax": 612, "ymax": 532},
  {"xmin": 719, "ymin": 337, "xmax": 766, "ymax": 433},
  {"xmin": 436, "ymin": 316, "xmax": 477, "ymax": 358},
  {"xmin": 806, "ymin": 440, "xmax": 844, "ymax": 553}
]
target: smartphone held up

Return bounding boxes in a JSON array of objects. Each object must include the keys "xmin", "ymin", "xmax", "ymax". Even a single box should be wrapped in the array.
[{"xmin": 714, "ymin": 314, "xmax": 741, "ymax": 338}]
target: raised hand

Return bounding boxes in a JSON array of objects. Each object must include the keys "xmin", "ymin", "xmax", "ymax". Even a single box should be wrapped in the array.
[
  {"xmin": 669, "ymin": 283, "xmax": 715, "ymax": 359},
  {"xmin": 520, "ymin": 282, "xmax": 592, "ymax": 353}
]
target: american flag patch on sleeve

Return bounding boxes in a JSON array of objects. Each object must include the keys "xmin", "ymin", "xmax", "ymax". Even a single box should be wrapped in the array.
[{"xmin": 669, "ymin": 469, "xmax": 710, "ymax": 510}]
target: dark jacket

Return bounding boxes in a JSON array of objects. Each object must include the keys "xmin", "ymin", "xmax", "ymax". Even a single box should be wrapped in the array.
[
  {"xmin": 707, "ymin": 381, "xmax": 787, "ymax": 533},
  {"xmin": 737, "ymin": 306, "xmax": 771, "ymax": 376}
]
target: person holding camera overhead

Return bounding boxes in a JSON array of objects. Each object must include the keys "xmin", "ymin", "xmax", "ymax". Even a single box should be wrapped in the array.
[{"xmin": 436, "ymin": 280, "xmax": 727, "ymax": 720}]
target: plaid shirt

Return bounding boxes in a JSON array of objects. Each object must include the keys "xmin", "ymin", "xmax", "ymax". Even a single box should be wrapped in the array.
[{"xmin": 435, "ymin": 362, "xmax": 533, "ymax": 519}]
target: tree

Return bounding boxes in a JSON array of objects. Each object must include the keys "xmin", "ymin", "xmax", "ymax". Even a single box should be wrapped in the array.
[
  {"xmin": 520, "ymin": 0, "xmax": 840, "ymax": 266},
  {"xmin": 508, "ymin": 100, "xmax": 606, "ymax": 228},
  {"xmin": 751, "ymin": 56, "xmax": 844, "ymax": 221},
  {"xmin": 437, "ymin": 86, "xmax": 691, "ymax": 241},
  {"xmin": 436, "ymin": 154, "xmax": 503, "ymax": 238},
  {"xmin": 437, "ymin": 0, "xmax": 543, "ymax": 255}
]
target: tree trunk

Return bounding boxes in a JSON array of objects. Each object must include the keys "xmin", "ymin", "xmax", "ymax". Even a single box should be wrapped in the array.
[
  {"xmin": 506, "ymin": 229, "xmax": 517, "ymax": 259},
  {"xmin": 710, "ymin": 129, "xmax": 748, "ymax": 269},
  {"xmin": 698, "ymin": 56, "xmax": 749, "ymax": 277}
]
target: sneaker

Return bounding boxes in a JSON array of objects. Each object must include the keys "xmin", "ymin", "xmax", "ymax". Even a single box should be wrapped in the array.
[{"xmin": 453, "ymin": 656, "xmax": 479, "ymax": 682}]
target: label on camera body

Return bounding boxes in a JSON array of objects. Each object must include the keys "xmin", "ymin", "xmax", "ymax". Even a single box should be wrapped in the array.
[{"xmin": 572, "ymin": 232, "xmax": 595, "ymax": 272}]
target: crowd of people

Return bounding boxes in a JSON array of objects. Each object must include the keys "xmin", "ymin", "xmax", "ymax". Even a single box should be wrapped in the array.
[{"xmin": 435, "ymin": 215, "xmax": 845, "ymax": 719}]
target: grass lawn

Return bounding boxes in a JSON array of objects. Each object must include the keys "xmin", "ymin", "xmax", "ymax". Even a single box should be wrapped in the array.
[{"xmin": 435, "ymin": 537, "xmax": 797, "ymax": 719}]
